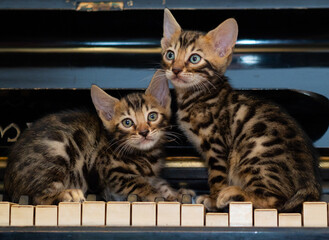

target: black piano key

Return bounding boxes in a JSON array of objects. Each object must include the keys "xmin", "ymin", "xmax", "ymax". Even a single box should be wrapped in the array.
[
  {"xmin": 18, "ymin": 195, "xmax": 30, "ymax": 205},
  {"xmin": 154, "ymin": 197, "xmax": 165, "ymax": 202},
  {"xmin": 127, "ymin": 194, "xmax": 138, "ymax": 202}
]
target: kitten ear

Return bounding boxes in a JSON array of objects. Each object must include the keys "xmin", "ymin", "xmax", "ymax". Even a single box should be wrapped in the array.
[
  {"xmin": 161, "ymin": 9, "xmax": 181, "ymax": 49},
  {"xmin": 145, "ymin": 70, "xmax": 171, "ymax": 109},
  {"xmin": 206, "ymin": 18, "xmax": 238, "ymax": 58},
  {"xmin": 91, "ymin": 85, "xmax": 119, "ymax": 121}
]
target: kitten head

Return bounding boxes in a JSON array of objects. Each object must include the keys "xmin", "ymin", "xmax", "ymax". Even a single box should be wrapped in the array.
[
  {"xmin": 91, "ymin": 70, "xmax": 171, "ymax": 152},
  {"xmin": 161, "ymin": 9, "xmax": 238, "ymax": 90}
]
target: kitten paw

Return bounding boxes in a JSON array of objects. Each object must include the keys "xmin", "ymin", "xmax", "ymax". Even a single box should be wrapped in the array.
[
  {"xmin": 216, "ymin": 186, "xmax": 247, "ymax": 209},
  {"xmin": 175, "ymin": 188, "xmax": 196, "ymax": 202},
  {"xmin": 58, "ymin": 189, "xmax": 86, "ymax": 203},
  {"xmin": 178, "ymin": 188, "xmax": 196, "ymax": 197},
  {"xmin": 196, "ymin": 194, "xmax": 218, "ymax": 211}
]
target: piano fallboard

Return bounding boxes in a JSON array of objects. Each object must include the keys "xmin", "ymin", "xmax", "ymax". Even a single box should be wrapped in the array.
[{"xmin": 0, "ymin": 226, "xmax": 329, "ymax": 240}]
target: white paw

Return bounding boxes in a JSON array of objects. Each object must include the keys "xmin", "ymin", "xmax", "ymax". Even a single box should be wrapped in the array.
[
  {"xmin": 196, "ymin": 194, "xmax": 218, "ymax": 211},
  {"xmin": 178, "ymin": 188, "xmax": 196, "ymax": 197},
  {"xmin": 216, "ymin": 186, "xmax": 246, "ymax": 209},
  {"xmin": 59, "ymin": 189, "xmax": 86, "ymax": 203}
]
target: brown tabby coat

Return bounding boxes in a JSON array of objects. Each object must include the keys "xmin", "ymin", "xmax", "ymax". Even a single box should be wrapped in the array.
[
  {"xmin": 4, "ymin": 73, "xmax": 192, "ymax": 205},
  {"xmin": 160, "ymin": 9, "xmax": 321, "ymax": 212}
]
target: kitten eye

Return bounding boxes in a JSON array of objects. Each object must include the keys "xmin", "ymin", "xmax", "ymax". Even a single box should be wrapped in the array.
[
  {"xmin": 148, "ymin": 112, "xmax": 158, "ymax": 122},
  {"xmin": 122, "ymin": 118, "xmax": 134, "ymax": 128},
  {"xmin": 189, "ymin": 54, "xmax": 201, "ymax": 64},
  {"xmin": 166, "ymin": 50, "xmax": 175, "ymax": 60}
]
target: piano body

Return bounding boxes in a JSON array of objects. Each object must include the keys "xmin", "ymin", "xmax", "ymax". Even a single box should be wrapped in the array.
[{"xmin": 1, "ymin": 0, "xmax": 329, "ymax": 238}]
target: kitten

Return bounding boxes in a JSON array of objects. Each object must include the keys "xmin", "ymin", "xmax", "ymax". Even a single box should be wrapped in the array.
[
  {"xmin": 160, "ymin": 9, "xmax": 321, "ymax": 212},
  {"xmin": 4, "ymin": 71, "xmax": 192, "ymax": 205}
]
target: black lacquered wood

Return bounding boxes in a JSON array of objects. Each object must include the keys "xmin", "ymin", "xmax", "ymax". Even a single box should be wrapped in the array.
[{"xmin": 1, "ymin": 227, "xmax": 329, "ymax": 240}]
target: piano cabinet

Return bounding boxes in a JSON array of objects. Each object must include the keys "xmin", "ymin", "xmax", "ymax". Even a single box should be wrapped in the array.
[{"xmin": 1, "ymin": 1, "xmax": 329, "ymax": 239}]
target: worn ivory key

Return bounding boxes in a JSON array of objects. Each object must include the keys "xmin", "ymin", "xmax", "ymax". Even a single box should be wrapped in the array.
[
  {"xmin": 131, "ymin": 202, "xmax": 156, "ymax": 226},
  {"xmin": 35, "ymin": 205, "xmax": 58, "ymax": 226},
  {"xmin": 157, "ymin": 202, "xmax": 181, "ymax": 226},
  {"xmin": 58, "ymin": 202, "xmax": 81, "ymax": 226},
  {"xmin": 205, "ymin": 213, "xmax": 229, "ymax": 227},
  {"xmin": 82, "ymin": 201, "xmax": 106, "ymax": 226},
  {"xmin": 303, "ymin": 202, "xmax": 328, "ymax": 227},
  {"xmin": 106, "ymin": 201, "xmax": 131, "ymax": 226},
  {"xmin": 10, "ymin": 205, "xmax": 34, "ymax": 226},
  {"xmin": 254, "ymin": 209, "xmax": 278, "ymax": 227},
  {"xmin": 181, "ymin": 204, "xmax": 205, "ymax": 226},
  {"xmin": 0, "ymin": 202, "xmax": 12, "ymax": 226},
  {"xmin": 229, "ymin": 202, "xmax": 253, "ymax": 227},
  {"xmin": 278, "ymin": 213, "xmax": 302, "ymax": 227}
]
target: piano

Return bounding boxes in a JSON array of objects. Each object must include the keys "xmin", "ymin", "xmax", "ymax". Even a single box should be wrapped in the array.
[{"xmin": 1, "ymin": 0, "xmax": 329, "ymax": 239}]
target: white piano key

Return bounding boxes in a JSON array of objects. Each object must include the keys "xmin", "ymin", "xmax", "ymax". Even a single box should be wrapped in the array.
[
  {"xmin": 82, "ymin": 201, "xmax": 106, "ymax": 226},
  {"xmin": 10, "ymin": 205, "xmax": 34, "ymax": 226},
  {"xmin": 58, "ymin": 202, "xmax": 81, "ymax": 226},
  {"xmin": 106, "ymin": 201, "xmax": 131, "ymax": 226},
  {"xmin": 205, "ymin": 212, "xmax": 228, "ymax": 227},
  {"xmin": 278, "ymin": 213, "xmax": 302, "ymax": 227},
  {"xmin": 35, "ymin": 205, "xmax": 58, "ymax": 226},
  {"xmin": 303, "ymin": 202, "xmax": 328, "ymax": 227},
  {"xmin": 229, "ymin": 202, "xmax": 253, "ymax": 227},
  {"xmin": 157, "ymin": 202, "xmax": 181, "ymax": 226},
  {"xmin": 254, "ymin": 209, "xmax": 278, "ymax": 227},
  {"xmin": 131, "ymin": 202, "xmax": 156, "ymax": 226},
  {"xmin": 0, "ymin": 202, "xmax": 12, "ymax": 226},
  {"xmin": 181, "ymin": 204, "xmax": 204, "ymax": 226}
]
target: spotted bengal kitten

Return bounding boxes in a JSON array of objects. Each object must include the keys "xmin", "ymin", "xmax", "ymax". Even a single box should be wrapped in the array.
[
  {"xmin": 160, "ymin": 9, "xmax": 321, "ymax": 212},
  {"xmin": 4, "ymin": 72, "xmax": 193, "ymax": 205}
]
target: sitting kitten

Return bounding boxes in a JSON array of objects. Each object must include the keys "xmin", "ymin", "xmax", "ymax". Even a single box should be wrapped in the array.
[
  {"xmin": 160, "ymin": 9, "xmax": 321, "ymax": 212},
  {"xmin": 4, "ymin": 72, "xmax": 192, "ymax": 204}
]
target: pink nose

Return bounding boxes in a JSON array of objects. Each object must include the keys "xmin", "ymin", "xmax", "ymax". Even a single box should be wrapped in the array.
[
  {"xmin": 139, "ymin": 130, "xmax": 149, "ymax": 137},
  {"xmin": 172, "ymin": 68, "xmax": 182, "ymax": 75}
]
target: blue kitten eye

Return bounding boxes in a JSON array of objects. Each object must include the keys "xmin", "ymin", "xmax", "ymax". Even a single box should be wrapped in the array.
[
  {"xmin": 122, "ymin": 118, "xmax": 134, "ymax": 128},
  {"xmin": 166, "ymin": 50, "xmax": 175, "ymax": 60},
  {"xmin": 148, "ymin": 112, "xmax": 158, "ymax": 122},
  {"xmin": 189, "ymin": 54, "xmax": 201, "ymax": 64}
]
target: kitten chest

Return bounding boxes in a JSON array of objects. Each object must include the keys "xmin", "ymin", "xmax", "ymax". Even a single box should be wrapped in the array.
[{"xmin": 176, "ymin": 107, "xmax": 212, "ymax": 156}]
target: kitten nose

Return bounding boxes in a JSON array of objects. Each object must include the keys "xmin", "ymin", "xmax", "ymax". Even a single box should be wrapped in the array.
[
  {"xmin": 139, "ymin": 129, "xmax": 149, "ymax": 137},
  {"xmin": 172, "ymin": 68, "xmax": 182, "ymax": 75}
]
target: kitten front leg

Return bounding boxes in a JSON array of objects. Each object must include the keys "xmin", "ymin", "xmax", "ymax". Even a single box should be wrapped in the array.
[
  {"xmin": 148, "ymin": 177, "xmax": 195, "ymax": 202},
  {"xmin": 34, "ymin": 183, "xmax": 86, "ymax": 204},
  {"xmin": 108, "ymin": 175, "xmax": 172, "ymax": 201},
  {"xmin": 196, "ymin": 152, "xmax": 228, "ymax": 211},
  {"xmin": 108, "ymin": 175, "xmax": 195, "ymax": 202}
]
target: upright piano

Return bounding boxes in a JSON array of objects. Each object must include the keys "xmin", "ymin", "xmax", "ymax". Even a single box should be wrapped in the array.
[{"xmin": 1, "ymin": 0, "xmax": 329, "ymax": 239}]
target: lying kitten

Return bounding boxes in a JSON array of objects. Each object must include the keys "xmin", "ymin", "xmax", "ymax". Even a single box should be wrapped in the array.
[
  {"xmin": 4, "ymin": 72, "xmax": 192, "ymax": 204},
  {"xmin": 160, "ymin": 9, "xmax": 321, "ymax": 212}
]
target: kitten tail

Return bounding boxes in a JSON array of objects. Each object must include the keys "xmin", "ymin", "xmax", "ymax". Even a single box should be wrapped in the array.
[{"xmin": 280, "ymin": 187, "xmax": 321, "ymax": 212}]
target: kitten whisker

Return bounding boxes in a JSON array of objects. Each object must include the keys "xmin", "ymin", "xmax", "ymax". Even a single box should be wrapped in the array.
[
  {"xmin": 106, "ymin": 138, "xmax": 126, "ymax": 153},
  {"xmin": 165, "ymin": 131, "xmax": 182, "ymax": 143}
]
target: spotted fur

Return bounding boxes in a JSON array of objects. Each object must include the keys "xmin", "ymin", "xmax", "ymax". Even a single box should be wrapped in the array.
[
  {"xmin": 4, "ymin": 72, "xmax": 193, "ymax": 204},
  {"xmin": 160, "ymin": 9, "xmax": 321, "ymax": 212}
]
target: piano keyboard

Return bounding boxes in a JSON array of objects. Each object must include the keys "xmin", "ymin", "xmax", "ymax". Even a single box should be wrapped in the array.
[{"xmin": 0, "ymin": 199, "xmax": 328, "ymax": 227}]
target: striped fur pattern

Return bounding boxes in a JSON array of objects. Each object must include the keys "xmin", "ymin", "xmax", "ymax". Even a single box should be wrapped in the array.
[
  {"xmin": 160, "ymin": 9, "xmax": 321, "ymax": 212},
  {"xmin": 4, "ymin": 75, "xmax": 193, "ymax": 204}
]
